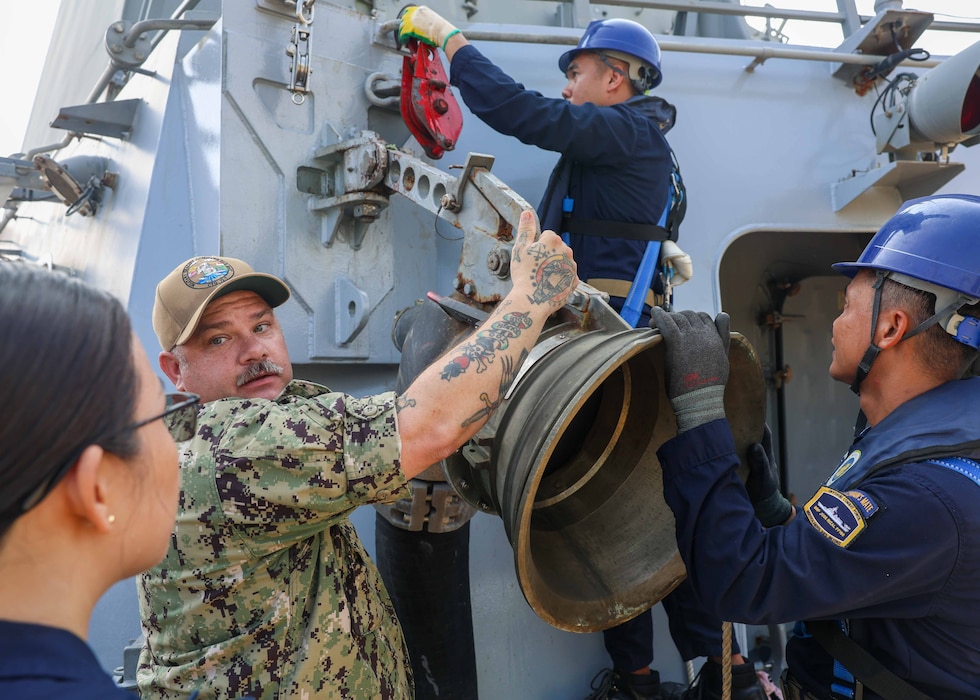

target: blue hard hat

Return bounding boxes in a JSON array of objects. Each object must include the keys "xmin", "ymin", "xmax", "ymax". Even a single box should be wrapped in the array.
[
  {"xmin": 559, "ymin": 18, "xmax": 663, "ymax": 91},
  {"xmin": 833, "ymin": 194, "xmax": 980, "ymax": 300}
]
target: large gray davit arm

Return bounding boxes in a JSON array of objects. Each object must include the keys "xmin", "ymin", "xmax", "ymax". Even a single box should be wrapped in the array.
[{"xmin": 309, "ymin": 128, "xmax": 627, "ymax": 323}]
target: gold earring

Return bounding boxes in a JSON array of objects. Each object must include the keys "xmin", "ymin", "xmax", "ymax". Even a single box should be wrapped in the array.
[{"xmin": 107, "ymin": 514, "xmax": 116, "ymax": 524}]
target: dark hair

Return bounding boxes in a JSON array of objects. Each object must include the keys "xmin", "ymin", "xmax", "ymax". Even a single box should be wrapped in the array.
[
  {"xmin": 0, "ymin": 265, "xmax": 139, "ymax": 534},
  {"xmin": 881, "ymin": 278, "xmax": 980, "ymax": 380}
]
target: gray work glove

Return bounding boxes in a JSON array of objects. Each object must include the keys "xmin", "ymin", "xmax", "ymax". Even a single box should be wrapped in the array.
[
  {"xmin": 746, "ymin": 425, "xmax": 793, "ymax": 527},
  {"xmin": 650, "ymin": 307, "xmax": 730, "ymax": 433}
]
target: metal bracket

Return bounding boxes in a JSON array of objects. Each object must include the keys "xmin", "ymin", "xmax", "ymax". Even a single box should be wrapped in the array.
[
  {"xmin": 373, "ymin": 480, "xmax": 478, "ymax": 532},
  {"xmin": 831, "ymin": 153, "xmax": 964, "ymax": 212},
  {"xmin": 50, "ymin": 99, "xmax": 141, "ymax": 139},
  {"xmin": 309, "ymin": 191, "xmax": 389, "ymax": 248},
  {"xmin": 441, "ymin": 152, "xmax": 495, "ymax": 212},
  {"xmin": 334, "ymin": 276, "xmax": 371, "ymax": 345},
  {"xmin": 308, "ymin": 133, "xmax": 391, "ymax": 248},
  {"xmin": 830, "ymin": 9, "xmax": 933, "ymax": 92}
]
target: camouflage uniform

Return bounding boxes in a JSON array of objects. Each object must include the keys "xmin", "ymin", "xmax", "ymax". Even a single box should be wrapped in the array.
[{"xmin": 137, "ymin": 380, "xmax": 413, "ymax": 700}]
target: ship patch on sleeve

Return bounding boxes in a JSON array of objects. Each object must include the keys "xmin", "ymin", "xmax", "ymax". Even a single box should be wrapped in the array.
[{"xmin": 804, "ymin": 486, "xmax": 870, "ymax": 548}]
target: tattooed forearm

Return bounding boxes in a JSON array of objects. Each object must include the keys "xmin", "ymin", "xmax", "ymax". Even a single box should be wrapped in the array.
[
  {"xmin": 459, "ymin": 349, "xmax": 527, "ymax": 427},
  {"xmin": 461, "ymin": 392, "xmax": 497, "ymax": 428},
  {"xmin": 440, "ymin": 312, "xmax": 532, "ymax": 380},
  {"xmin": 395, "ymin": 396, "xmax": 417, "ymax": 413},
  {"xmin": 529, "ymin": 255, "xmax": 576, "ymax": 305}
]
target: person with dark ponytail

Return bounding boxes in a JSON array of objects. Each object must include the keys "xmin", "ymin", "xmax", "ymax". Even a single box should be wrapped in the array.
[{"xmin": 0, "ymin": 263, "xmax": 199, "ymax": 699}]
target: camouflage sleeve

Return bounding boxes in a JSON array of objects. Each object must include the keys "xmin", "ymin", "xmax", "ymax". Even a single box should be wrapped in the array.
[{"xmin": 195, "ymin": 390, "xmax": 410, "ymax": 551}]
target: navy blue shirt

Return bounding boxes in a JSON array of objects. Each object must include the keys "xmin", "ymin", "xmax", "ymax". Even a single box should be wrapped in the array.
[
  {"xmin": 449, "ymin": 44, "xmax": 675, "ymax": 310},
  {"xmin": 0, "ymin": 619, "xmax": 135, "ymax": 699},
  {"xmin": 657, "ymin": 377, "xmax": 980, "ymax": 700}
]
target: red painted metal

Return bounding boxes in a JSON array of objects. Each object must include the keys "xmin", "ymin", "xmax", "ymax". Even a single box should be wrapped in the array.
[{"xmin": 400, "ymin": 38, "xmax": 463, "ymax": 159}]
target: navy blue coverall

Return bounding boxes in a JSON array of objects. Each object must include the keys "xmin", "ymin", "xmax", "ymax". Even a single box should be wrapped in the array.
[
  {"xmin": 0, "ymin": 620, "xmax": 137, "ymax": 699},
  {"xmin": 450, "ymin": 43, "xmax": 733, "ymax": 673},
  {"xmin": 657, "ymin": 377, "xmax": 980, "ymax": 699},
  {"xmin": 449, "ymin": 44, "xmax": 675, "ymax": 325}
]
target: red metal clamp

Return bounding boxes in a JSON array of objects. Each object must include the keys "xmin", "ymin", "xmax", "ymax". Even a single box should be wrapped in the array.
[{"xmin": 400, "ymin": 38, "xmax": 463, "ymax": 159}]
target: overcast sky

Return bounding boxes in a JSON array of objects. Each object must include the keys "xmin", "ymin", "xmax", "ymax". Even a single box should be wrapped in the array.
[
  {"xmin": 0, "ymin": 0, "xmax": 60, "ymax": 158},
  {"xmin": 0, "ymin": 1, "xmax": 977, "ymax": 159}
]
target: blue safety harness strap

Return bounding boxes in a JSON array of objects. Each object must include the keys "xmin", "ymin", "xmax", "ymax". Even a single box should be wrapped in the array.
[
  {"xmin": 928, "ymin": 456, "xmax": 980, "ymax": 486},
  {"xmin": 621, "ymin": 240, "xmax": 663, "ymax": 327},
  {"xmin": 561, "ymin": 147, "xmax": 685, "ymax": 328}
]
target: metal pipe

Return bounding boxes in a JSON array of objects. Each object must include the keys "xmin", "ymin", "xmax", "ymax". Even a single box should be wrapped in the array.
[
  {"xmin": 582, "ymin": 0, "xmax": 853, "ymax": 25},
  {"xmin": 459, "ymin": 29, "xmax": 943, "ymax": 68},
  {"xmin": 532, "ymin": 0, "xmax": 979, "ymax": 35},
  {"xmin": 0, "ymin": 206, "xmax": 16, "ymax": 235},
  {"xmin": 85, "ymin": 63, "xmax": 121, "ymax": 105},
  {"xmin": 124, "ymin": 17, "xmax": 219, "ymax": 48},
  {"xmin": 25, "ymin": 136, "xmax": 75, "ymax": 161},
  {"xmin": 171, "ymin": 0, "xmax": 202, "ymax": 20},
  {"xmin": 150, "ymin": 0, "xmax": 204, "ymax": 51}
]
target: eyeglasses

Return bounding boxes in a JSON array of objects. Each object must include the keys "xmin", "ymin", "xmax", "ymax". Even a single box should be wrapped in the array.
[
  {"xmin": 134, "ymin": 391, "xmax": 200, "ymax": 443},
  {"xmin": 18, "ymin": 392, "xmax": 200, "ymax": 513}
]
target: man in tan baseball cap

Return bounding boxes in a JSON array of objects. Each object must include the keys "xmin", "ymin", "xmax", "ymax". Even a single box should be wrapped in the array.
[
  {"xmin": 153, "ymin": 255, "xmax": 290, "ymax": 352},
  {"xmin": 139, "ymin": 217, "xmax": 579, "ymax": 700},
  {"xmin": 153, "ymin": 255, "xmax": 294, "ymax": 404}
]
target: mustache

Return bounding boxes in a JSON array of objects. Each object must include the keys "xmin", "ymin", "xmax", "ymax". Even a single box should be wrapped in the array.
[{"xmin": 236, "ymin": 360, "xmax": 285, "ymax": 387}]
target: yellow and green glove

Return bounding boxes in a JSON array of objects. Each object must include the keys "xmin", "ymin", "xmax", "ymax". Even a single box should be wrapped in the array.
[{"xmin": 399, "ymin": 5, "xmax": 460, "ymax": 51}]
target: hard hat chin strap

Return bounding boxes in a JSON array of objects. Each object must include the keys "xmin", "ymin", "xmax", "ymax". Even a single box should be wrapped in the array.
[{"xmin": 850, "ymin": 271, "xmax": 887, "ymax": 395}]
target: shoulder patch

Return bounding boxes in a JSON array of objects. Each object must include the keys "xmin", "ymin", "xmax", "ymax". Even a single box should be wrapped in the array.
[
  {"xmin": 827, "ymin": 449, "xmax": 861, "ymax": 486},
  {"xmin": 843, "ymin": 489, "xmax": 879, "ymax": 519},
  {"xmin": 804, "ymin": 486, "xmax": 867, "ymax": 548}
]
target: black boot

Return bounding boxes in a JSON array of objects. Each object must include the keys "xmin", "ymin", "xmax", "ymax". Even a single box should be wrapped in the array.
[
  {"xmin": 674, "ymin": 659, "xmax": 770, "ymax": 700},
  {"xmin": 585, "ymin": 668, "xmax": 665, "ymax": 700}
]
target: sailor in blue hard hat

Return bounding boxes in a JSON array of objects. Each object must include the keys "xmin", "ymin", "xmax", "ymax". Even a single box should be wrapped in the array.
[
  {"xmin": 649, "ymin": 194, "xmax": 980, "ymax": 700},
  {"xmin": 558, "ymin": 17, "xmax": 663, "ymax": 98},
  {"xmin": 831, "ymin": 193, "xmax": 980, "ymax": 394}
]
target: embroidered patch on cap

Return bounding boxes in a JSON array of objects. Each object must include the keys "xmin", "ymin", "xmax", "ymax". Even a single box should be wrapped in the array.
[
  {"xmin": 182, "ymin": 257, "xmax": 234, "ymax": 288},
  {"xmin": 804, "ymin": 486, "xmax": 867, "ymax": 548}
]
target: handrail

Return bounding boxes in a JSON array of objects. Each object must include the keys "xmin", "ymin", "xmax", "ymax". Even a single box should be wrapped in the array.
[
  {"xmin": 385, "ymin": 24, "xmax": 945, "ymax": 69},
  {"xmin": 532, "ymin": 0, "xmax": 980, "ymax": 35}
]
